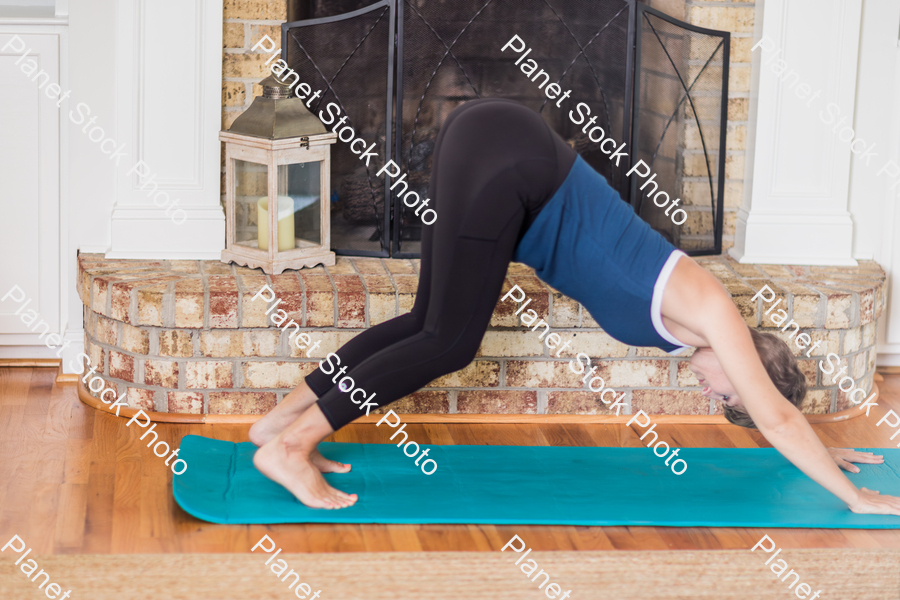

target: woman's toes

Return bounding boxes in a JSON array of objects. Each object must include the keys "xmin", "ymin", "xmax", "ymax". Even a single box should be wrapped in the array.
[{"xmin": 311, "ymin": 451, "xmax": 351, "ymax": 473}]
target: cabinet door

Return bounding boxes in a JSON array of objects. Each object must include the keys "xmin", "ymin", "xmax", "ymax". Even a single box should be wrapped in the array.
[{"xmin": 0, "ymin": 32, "xmax": 60, "ymax": 339}]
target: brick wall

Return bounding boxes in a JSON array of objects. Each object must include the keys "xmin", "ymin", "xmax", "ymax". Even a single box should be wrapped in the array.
[
  {"xmin": 77, "ymin": 254, "xmax": 885, "ymax": 416},
  {"xmin": 222, "ymin": 0, "xmax": 289, "ymax": 131}
]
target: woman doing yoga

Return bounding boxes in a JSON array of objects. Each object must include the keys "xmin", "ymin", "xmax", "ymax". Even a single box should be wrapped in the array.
[{"xmin": 251, "ymin": 98, "xmax": 896, "ymax": 514}]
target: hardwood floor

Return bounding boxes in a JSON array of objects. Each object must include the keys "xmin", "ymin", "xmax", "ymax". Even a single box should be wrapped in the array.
[{"xmin": 2, "ymin": 366, "xmax": 900, "ymax": 554}]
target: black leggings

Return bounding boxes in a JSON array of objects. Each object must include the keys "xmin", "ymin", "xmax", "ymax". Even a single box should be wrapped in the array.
[{"xmin": 308, "ymin": 98, "xmax": 577, "ymax": 429}]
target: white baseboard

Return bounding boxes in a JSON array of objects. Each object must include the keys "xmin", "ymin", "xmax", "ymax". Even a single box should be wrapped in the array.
[
  {"xmin": 59, "ymin": 327, "xmax": 84, "ymax": 372},
  {"xmin": 730, "ymin": 211, "xmax": 857, "ymax": 266},
  {"xmin": 877, "ymin": 339, "xmax": 900, "ymax": 367},
  {"xmin": 0, "ymin": 344, "xmax": 61, "ymax": 359},
  {"xmin": 877, "ymin": 355, "xmax": 900, "ymax": 367},
  {"xmin": 0, "ymin": 327, "xmax": 83, "ymax": 368}
]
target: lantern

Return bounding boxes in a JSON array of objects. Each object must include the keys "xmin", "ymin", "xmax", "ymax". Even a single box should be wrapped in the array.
[{"xmin": 220, "ymin": 73, "xmax": 336, "ymax": 274}]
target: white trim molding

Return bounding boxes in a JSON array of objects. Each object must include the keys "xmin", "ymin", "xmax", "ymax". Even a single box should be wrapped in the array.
[
  {"xmin": 107, "ymin": 205, "xmax": 227, "ymax": 259},
  {"xmin": 109, "ymin": 0, "xmax": 225, "ymax": 258},
  {"xmin": 730, "ymin": 0, "xmax": 863, "ymax": 266},
  {"xmin": 875, "ymin": 6, "xmax": 900, "ymax": 368},
  {"xmin": 732, "ymin": 210, "xmax": 855, "ymax": 266}
]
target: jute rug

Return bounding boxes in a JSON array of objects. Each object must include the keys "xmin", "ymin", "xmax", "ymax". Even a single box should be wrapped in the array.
[{"xmin": 1, "ymin": 550, "xmax": 898, "ymax": 599}]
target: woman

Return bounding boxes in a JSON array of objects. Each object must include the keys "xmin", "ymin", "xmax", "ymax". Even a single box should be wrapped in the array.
[{"xmin": 251, "ymin": 98, "xmax": 894, "ymax": 513}]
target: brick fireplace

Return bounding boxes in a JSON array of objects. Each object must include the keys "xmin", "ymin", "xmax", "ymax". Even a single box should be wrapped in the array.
[
  {"xmin": 77, "ymin": 253, "xmax": 885, "ymax": 417},
  {"xmin": 59, "ymin": 0, "xmax": 872, "ymax": 419}
]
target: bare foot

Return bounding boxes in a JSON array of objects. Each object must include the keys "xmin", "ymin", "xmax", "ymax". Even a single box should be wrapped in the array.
[
  {"xmin": 253, "ymin": 439, "xmax": 358, "ymax": 509},
  {"xmin": 249, "ymin": 384, "xmax": 318, "ymax": 447},
  {"xmin": 311, "ymin": 449, "xmax": 351, "ymax": 473}
]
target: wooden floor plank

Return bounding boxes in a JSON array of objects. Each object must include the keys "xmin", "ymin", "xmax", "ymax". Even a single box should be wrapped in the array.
[
  {"xmin": 656, "ymin": 527, "xmax": 735, "ymax": 550},
  {"xmin": 449, "ymin": 423, "xmax": 549, "ymax": 446},
  {"xmin": 2, "ymin": 366, "xmax": 900, "ymax": 554},
  {"xmin": 54, "ymin": 482, "xmax": 88, "ymax": 550},
  {"xmin": 537, "ymin": 423, "xmax": 594, "ymax": 447},
  {"xmin": 421, "ymin": 423, "xmax": 455, "ymax": 446},
  {"xmin": 0, "ymin": 412, "xmax": 54, "ymax": 544},
  {"xmin": 65, "ymin": 383, "xmax": 95, "ymax": 441},
  {"xmin": 359, "ymin": 524, "xmax": 398, "ymax": 551},
  {"xmin": 82, "ymin": 412, "xmax": 122, "ymax": 554},
  {"xmin": 24, "ymin": 430, "xmax": 68, "ymax": 553},
  {"xmin": 63, "ymin": 438, "xmax": 93, "ymax": 485},
  {"xmin": 416, "ymin": 524, "xmax": 480, "ymax": 552},
  {"xmin": 720, "ymin": 423, "xmax": 765, "ymax": 448},
  {"xmin": 0, "ymin": 404, "xmax": 26, "ymax": 510},
  {"xmin": 24, "ymin": 367, "xmax": 55, "ymax": 415},
  {"xmin": 0, "ymin": 365, "xmax": 33, "ymax": 406},
  {"xmin": 605, "ymin": 526, "xmax": 671, "ymax": 550},
  {"xmin": 111, "ymin": 419, "xmax": 144, "ymax": 553},
  {"xmin": 565, "ymin": 525, "xmax": 616, "ymax": 551}
]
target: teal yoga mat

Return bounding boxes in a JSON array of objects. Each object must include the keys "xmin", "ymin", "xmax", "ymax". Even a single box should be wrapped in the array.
[{"xmin": 173, "ymin": 435, "xmax": 900, "ymax": 528}]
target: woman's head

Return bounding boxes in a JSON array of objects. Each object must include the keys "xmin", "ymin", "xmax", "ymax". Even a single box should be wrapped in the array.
[{"xmin": 688, "ymin": 328, "xmax": 807, "ymax": 428}]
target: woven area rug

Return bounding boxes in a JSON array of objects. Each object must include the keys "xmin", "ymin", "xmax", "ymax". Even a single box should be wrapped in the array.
[{"xmin": 1, "ymin": 550, "xmax": 898, "ymax": 599}]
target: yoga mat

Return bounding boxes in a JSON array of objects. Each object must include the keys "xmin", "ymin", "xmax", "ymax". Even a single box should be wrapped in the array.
[{"xmin": 173, "ymin": 435, "xmax": 900, "ymax": 528}]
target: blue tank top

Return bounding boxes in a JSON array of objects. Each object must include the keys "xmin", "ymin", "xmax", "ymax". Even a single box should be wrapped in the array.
[{"xmin": 513, "ymin": 155, "xmax": 690, "ymax": 354}]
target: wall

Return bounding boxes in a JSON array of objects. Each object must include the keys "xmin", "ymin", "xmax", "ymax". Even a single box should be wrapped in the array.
[
  {"xmin": 851, "ymin": 0, "xmax": 900, "ymax": 364},
  {"xmin": 63, "ymin": 0, "xmax": 120, "ymax": 367},
  {"xmin": 222, "ymin": 0, "xmax": 288, "ymax": 131}
]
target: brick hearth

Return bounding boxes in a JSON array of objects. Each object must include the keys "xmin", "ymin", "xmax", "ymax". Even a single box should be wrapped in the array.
[{"xmin": 76, "ymin": 253, "xmax": 885, "ymax": 416}]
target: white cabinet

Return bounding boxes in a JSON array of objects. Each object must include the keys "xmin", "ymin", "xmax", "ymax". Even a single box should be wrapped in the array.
[{"xmin": 0, "ymin": 29, "xmax": 63, "ymax": 351}]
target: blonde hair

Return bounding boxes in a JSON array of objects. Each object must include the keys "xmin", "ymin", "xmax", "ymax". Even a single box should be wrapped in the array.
[{"xmin": 723, "ymin": 328, "xmax": 807, "ymax": 429}]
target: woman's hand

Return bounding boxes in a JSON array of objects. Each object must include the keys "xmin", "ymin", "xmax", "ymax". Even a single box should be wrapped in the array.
[
  {"xmin": 848, "ymin": 488, "xmax": 900, "ymax": 516},
  {"xmin": 827, "ymin": 448, "xmax": 884, "ymax": 473}
]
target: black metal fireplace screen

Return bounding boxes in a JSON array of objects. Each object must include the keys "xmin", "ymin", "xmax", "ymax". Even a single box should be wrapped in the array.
[{"xmin": 281, "ymin": 0, "xmax": 729, "ymax": 257}]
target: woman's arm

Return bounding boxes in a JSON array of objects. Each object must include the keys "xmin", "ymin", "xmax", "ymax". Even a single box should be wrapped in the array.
[{"xmin": 663, "ymin": 258, "xmax": 900, "ymax": 516}]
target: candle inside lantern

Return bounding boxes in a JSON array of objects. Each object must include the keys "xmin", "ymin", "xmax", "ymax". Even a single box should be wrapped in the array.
[{"xmin": 257, "ymin": 196, "xmax": 296, "ymax": 252}]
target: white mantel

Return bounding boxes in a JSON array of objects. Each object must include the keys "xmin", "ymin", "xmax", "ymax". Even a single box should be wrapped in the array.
[
  {"xmin": 730, "ymin": 0, "xmax": 863, "ymax": 266},
  {"xmin": 733, "ymin": 0, "xmax": 900, "ymax": 363},
  {"xmin": 106, "ymin": 0, "xmax": 225, "ymax": 259}
]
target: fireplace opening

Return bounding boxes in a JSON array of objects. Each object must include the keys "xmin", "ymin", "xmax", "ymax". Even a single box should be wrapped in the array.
[{"xmin": 281, "ymin": 0, "xmax": 728, "ymax": 257}]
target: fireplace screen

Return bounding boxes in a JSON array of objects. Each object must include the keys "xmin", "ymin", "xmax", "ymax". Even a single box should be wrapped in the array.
[
  {"xmin": 631, "ymin": 4, "xmax": 729, "ymax": 254},
  {"xmin": 283, "ymin": 0, "xmax": 729, "ymax": 257},
  {"xmin": 283, "ymin": 1, "xmax": 395, "ymax": 257}
]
